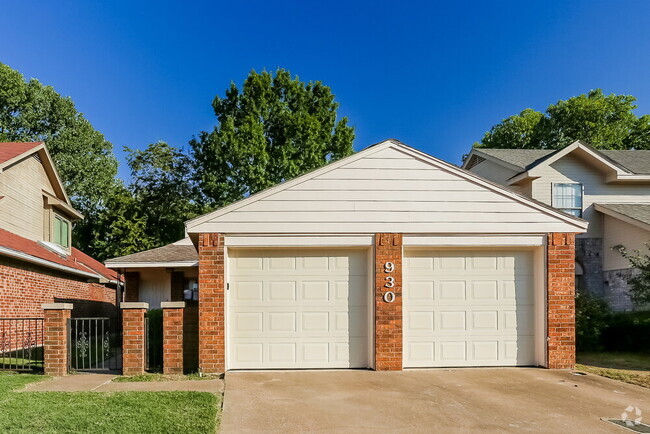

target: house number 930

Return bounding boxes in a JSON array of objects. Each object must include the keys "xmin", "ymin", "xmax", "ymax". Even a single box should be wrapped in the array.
[{"xmin": 383, "ymin": 261, "xmax": 395, "ymax": 303}]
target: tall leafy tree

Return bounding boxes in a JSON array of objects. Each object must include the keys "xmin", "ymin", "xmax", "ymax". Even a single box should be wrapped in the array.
[
  {"xmin": 191, "ymin": 68, "xmax": 355, "ymax": 207},
  {"xmin": 477, "ymin": 89, "xmax": 650, "ymax": 150},
  {"xmin": 0, "ymin": 62, "xmax": 119, "ymax": 250}
]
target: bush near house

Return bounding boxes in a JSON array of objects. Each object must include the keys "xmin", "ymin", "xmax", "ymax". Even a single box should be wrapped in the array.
[{"xmin": 576, "ymin": 291, "xmax": 650, "ymax": 352}]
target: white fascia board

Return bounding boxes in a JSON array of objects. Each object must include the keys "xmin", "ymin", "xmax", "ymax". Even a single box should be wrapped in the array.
[
  {"xmin": 104, "ymin": 261, "xmax": 199, "ymax": 269},
  {"xmin": 403, "ymin": 235, "xmax": 545, "ymax": 247},
  {"xmin": 225, "ymin": 235, "xmax": 374, "ymax": 247},
  {"xmin": 0, "ymin": 246, "xmax": 101, "ymax": 279}
]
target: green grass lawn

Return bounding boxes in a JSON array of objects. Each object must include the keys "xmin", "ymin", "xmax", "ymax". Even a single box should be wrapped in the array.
[
  {"xmin": 0, "ymin": 372, "xmax": 220, "ymax": 433},
  {"xmin": 113, "ymin": 372, "xmax": 220, "ymax": 382},
  {"xmin": 576, "ymin": 352, "xmax": 650, "ymax": 388}
]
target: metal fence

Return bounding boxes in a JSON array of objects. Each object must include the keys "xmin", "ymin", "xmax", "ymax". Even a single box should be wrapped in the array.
[
  {"xmin": 68, "ymin": 318, "xmax": 120, "ymax": 372},
  {"xmin": 0, "ymin": 318, "xmax": 44, "ymax": 371}
]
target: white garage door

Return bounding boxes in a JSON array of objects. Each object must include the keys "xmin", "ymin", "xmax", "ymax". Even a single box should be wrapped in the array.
[
  {"xmin": 228, "ymin": 248, "xmax": 369, "ymax": 369},
  {"xmin": 404, "ymin": 249, "xmax": 536, "ymax": 368}
]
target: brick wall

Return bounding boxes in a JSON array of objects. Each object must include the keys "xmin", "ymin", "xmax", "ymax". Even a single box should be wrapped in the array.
[
  {"xmin": 122, "ymin": 307, "xmax": 146, "ymax": 375},
  {"xmin": 198, "ymin": 233, "xmax": 225, "ymax": 374},
  {"xmin": 0, "ymin": 257, "xmax": 117, "ymax": 319},
  {"xmin": 163, "ymin": 305, "xmax": 184, "ymax": 374},
  {"xmin": 547, "ymin": 233, "xmax": 576, "ymax": 369},
  {"xmin": 374, "ymin": 233, "xmax": 403, "ymax": 371}
]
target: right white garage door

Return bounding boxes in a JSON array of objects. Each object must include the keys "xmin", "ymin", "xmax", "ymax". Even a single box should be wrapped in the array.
[{"xmin": 404, "ymin": 249, "xmax": 536, "ymax": 368}]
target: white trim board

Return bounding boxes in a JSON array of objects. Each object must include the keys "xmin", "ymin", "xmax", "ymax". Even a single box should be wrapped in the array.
[
  {"xmin": 403, "ymin": 235, "xmax": 545, "ymax": 247},
  {"xmin": 225, "ymin": 235, "xmax": 374, "ymax": 247},
  {"xmin": 104, "ymin": 261, "xmax": 199, "ymax": 269}
]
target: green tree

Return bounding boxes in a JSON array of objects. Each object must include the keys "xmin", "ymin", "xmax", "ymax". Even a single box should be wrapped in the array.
[
  {"xmin": 127, "ymin": 141, "xmax": 200, "ymax": 246},
  {"xmin": 191, "ymin": 68, "xmax": 355, "ymax": 207},
  {"xmin": 614, "ymin": 243, "xmax": 650, "ymax": 306},
  {"xmin": 0, "ymin": 62, "xmax": 119, "ymax": 250},
  {"xmin": 476, "ymin": 89, "xmax": 650, "ymax": 150}
]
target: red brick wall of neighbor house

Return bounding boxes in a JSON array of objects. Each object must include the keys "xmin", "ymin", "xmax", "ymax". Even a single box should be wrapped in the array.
[
  {"xmin": 547, "ymin": 233, "xmax": 577, "ymax": 369},
  {"xmin": 374, "ymin": 233, "xmax": 403, "ymax": 371},
  {"xmin": 198, "ymin": 233, "xmax": 225, "ymax": 373},
  {"xmin": 0, "ymin": 257, "xmax": 117, "ymax": 319}
]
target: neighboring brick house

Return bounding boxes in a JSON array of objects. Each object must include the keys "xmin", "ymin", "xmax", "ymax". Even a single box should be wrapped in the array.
[
  {"xmin": 463, "ymin": 140, "xmax": 650, "ymax": 311},
  {"xmin": 0, "ymin": 142, "xmax": 120, "ymax": 323},
  {"xmin": 108, "ymin": 139, "xmax": 586, "ymax": 372}
]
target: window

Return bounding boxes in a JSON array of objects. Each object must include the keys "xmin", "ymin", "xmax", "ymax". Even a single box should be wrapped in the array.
[
  {"xmin": 53, "ymin": 215, "xmax": 70, "ymax": 248},
  {"xmin": 552, "ymin": 183, "xmax": 583, "ymax": 217}
]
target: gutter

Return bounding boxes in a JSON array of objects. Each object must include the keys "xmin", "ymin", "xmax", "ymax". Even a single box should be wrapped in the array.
[{"xmin": 0, "ymin": 246, "xmax": 102, "ymax": 280}]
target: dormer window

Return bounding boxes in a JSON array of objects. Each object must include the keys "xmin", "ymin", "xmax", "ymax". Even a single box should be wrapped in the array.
[
  {"xmin": 53, "ymin": 214, "xmax": 70, "ymax": 248},
  {"xmin": 552, "ymin": 183, "xmax": 583, "ymax": 217}
]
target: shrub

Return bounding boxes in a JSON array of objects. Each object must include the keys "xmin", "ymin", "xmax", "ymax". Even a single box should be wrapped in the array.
[
  {"xmin": 601, "ymin": 310, "xmax": 650, "ymax": 353},
  {"xmin": 575, "ymin": 291, "xmax": 611, "ymax": 351}
]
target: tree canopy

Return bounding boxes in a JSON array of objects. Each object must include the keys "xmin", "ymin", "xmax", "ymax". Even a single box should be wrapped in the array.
[
  {"xmin": 476, "ymin": 89, "xmax": 650, "ymax": 150},
  {"xmin": 191, "ymin": 68, "xmax": 355, "ymax": 207},
  {"xmin": 0, "ymin": 62, "xmax": 119, "ymax": 252}
]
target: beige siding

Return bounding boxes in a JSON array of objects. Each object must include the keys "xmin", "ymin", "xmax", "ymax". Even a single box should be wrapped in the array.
[
  {"xmin": 0, "ymin": 156, "xmax": 57, "ymax": 241},
  {"xmin": 138, "ymin": 269, "xmax": 171, "ymax": 309},
  {"xmin": 530, "ymin": 154, "xmax": 650, "ymax": 237},
  {"xmin": 196, "ymin": 147, "xmax": 583, "ymax": 234},
  {"xmin": 602, "ymin": 216, "xmax": 650, "ymax": 271}
]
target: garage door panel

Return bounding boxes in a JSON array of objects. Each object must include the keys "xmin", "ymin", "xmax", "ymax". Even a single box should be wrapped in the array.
[
  {"xmin": 229, "ymin": 249, "xmax": 369, "ymax": 369},
  {"xmin": 404, "ymin": 249, "xmax": 536, "ymax": 368}
]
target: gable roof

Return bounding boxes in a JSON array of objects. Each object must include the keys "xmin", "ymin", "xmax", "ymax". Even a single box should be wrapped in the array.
[
  {"xmin": 594, "ymin": 203, "xmax": 650, "ymax": 231},
  {"xmin": 0, "ymin": 228, "xmax": 118, "ymax": 281},
  {"xmin": 466, "ymin": 141, "xmax": 650, "ymax": 183},
  {"xmin": 0, "ymin": 142, "xmax": 82, "ymax": 219},
  {"xmin": 105, "ymin": 238, "xmax": 198, "ymax": 268},
  {"xmin": 186, "ymin": 139, "xmax": 588, "ymax": 235}
]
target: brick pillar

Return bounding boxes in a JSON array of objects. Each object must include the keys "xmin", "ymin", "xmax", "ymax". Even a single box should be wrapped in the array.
[
  {"xmin": 547, "ymin": 233, "xmax": 576, "ymax": 369},
  {"xmin": 162, "ymin": 302, "xmax": 185, "ymax": 374},
  {"xmin": 121, "ymin": 302, "xmax": 148, "ymax": 375},
  {"xmin": 170, "ymin": 271, "xmax": 185, "ymax": 301},
  {"xmin": 124, "ymin": 272, "xmax": 140, "ymax": 302},
  {"xmin": 42, "ymin": 303, "xmax": 73, "ymax": 376},
  {"xmin": 198, "ymin": 233, "xmax": 225, "ymax": 374},
  {"xmin": 374, "ymin": 233, "xmax": 403, "ymax": 371}
]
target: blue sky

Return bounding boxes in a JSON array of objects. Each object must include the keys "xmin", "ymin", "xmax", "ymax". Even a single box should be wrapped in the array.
[{"xmin": 2, "ymin": 1, "xmax": 650, "ymax": 179}]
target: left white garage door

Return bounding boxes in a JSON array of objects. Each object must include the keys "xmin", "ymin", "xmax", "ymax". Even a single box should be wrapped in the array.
[{"xmin": 228, "ymin": 248, "xmax": 369, "ymax": 369}]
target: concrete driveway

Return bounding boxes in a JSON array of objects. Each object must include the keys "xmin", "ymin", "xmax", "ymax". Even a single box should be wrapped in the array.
[{"xmin": 221, "ymin": 368, "xmax": 650, "ymax": 433}]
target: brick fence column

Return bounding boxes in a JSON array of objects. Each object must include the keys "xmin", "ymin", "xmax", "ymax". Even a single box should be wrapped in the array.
[
  {"xmin": 547, "ymin": 233, "xmax": 576, "ymax": 369},
  {"xmin": 198, "ymin": 233, "xmax": 225, "ymax": 374},
  {"xmin": 162, "ymin": 301, "xmax": 185, "ymax": 374},
  {"xmin": 42, "ymin": 303, "xmax": 73, "ymax": 376},
  {"xmin": 374, "ymin": 233, "xmax": 403, "ymax": 371},
  {"xmin": 121, "ymin": 302, "xmax": 148, "ymax": 375}
]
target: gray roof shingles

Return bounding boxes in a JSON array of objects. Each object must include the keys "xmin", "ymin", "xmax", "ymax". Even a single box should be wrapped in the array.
[
  {"xmin": 106, "ymin": 243, "xmax": 198, "ymax": 264},
  {"xmin": 475, "ymin": 148, "xmax": 650, "ymax": 174},
  {"xmin": 596, "ymin": 203, "xmax": 650, "ymax": 227}
]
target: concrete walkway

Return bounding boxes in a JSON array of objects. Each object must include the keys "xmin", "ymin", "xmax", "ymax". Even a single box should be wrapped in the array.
[
  {"xmin": 221, "ymin": 368, "xmax": 650, "ymax": 433},
  {"xmin": 21, "ymin": 373, "xmax": 223, "ymax": 393}
]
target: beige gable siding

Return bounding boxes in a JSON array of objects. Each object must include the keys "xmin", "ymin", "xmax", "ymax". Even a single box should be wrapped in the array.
[
  {"xmin": 602, "ymin": 216, "xmax": 650, "ymax": 271},
  {"xmin": 0, "ymin": 156, "xmax": 57, "ymax": 241},
  {"xmin": 469, "ymin": 159, "xmax": 522, "ymax": 193},
  {"xmin": 195, "ymin": 147, "xmax": 583, "ymax": 234},
  {"xmin": 138, "ymin": 269, "xmax": 171, "ymax": 309},
  {"xmin": 530, "ymin": 154, "xmax": 650, "ymax": 238}
]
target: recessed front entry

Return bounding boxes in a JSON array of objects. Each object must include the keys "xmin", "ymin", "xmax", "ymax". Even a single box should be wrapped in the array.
[
  {"xmin": 227, "ymin": 248, "xmax": 369, "ymax": 369},
  {"xmin": 403, "ymin": 248, "xmax": 536, "ymax": 367}
]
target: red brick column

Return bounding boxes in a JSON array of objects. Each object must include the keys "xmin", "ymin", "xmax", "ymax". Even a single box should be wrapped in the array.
[
  {"xmin": 198, "ymin": 233, "xmax": 225, "ymax": 374},
  {"xmin": 124, "ymin": 272, "xmax": 140, "ymax": 302},
  {"xmin": 162, "ymin": 301, "xmax": 185, "ymax": 374},
  {"xmin": 374, "ymin": 233, "xmax": 403, "ymax": 371},
  {"xmin": 121, "ymin": 302, "xmax": 148, "ymax": 375},
  {"xmin": 42, "ymin": 303, "xmax": 73, "ymax": 376},
  {"xmin": 547, "ymin": 233, "xmax": 576, "ymax": 369}
]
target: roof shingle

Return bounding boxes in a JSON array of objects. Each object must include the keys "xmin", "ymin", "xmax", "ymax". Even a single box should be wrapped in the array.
[{"xmin": 596, "ymin": 203, "xmax": 650, "ymax": 227}]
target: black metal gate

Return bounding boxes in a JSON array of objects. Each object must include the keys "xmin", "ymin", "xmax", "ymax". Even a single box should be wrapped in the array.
[
  {"xmin": 68, "ymin": 318, "xmax": 121, "ymax": 372},
  {"xmin": 0, "ymin": 318, "xmax": 44, "ymax": 371}
]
